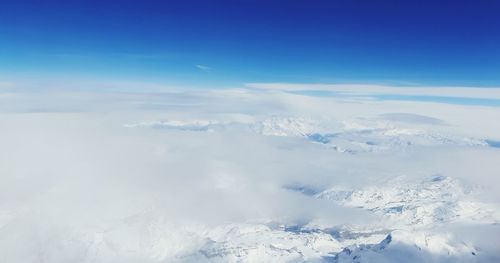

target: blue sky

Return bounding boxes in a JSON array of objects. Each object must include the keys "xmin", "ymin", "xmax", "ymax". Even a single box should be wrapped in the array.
[{"xmin": 1, "ymin": 0, "xmax": 499, "ymax": 88}]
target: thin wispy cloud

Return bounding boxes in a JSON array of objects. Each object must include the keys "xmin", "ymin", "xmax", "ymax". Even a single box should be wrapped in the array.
[
  {"xmin": 40, "ymin": 52, "xmax": 182, "ymax": 61},
  {"xmin": 195, "ymin": 64, "xmax": 212, "ymax": 72},
  {"xmin": 0, "ymin": 81, "xmax": 15, "ymax": 89},
  {"xmin": 246, "ymin": 83, "xmax": 500, "ymax": 100}
]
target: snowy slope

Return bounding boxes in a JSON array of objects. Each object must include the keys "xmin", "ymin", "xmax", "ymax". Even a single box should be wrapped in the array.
[{"xmin": 315, "ymin": 175, "xmax": 499, "ymax": 227}]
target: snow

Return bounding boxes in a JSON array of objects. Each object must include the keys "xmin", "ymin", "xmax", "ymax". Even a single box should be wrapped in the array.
[{"xmin": 315, "ymin": 175, "xmax": 499, "ymax": 226}]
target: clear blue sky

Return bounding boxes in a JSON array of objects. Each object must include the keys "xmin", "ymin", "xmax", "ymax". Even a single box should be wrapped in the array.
[{"xmin": 1, "ymin": 0, "xmax": 499, "ymax": 88}]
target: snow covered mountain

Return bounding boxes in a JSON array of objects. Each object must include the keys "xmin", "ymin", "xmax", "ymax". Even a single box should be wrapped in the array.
[{"xmin": 125, "ymin": 116, "xmax": 489, "ymax": 154}]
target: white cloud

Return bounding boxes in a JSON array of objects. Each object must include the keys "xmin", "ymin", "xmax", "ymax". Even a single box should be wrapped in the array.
[{"xmin": 1, "ymin": 86, "xmax": 500, "ymax": 262}]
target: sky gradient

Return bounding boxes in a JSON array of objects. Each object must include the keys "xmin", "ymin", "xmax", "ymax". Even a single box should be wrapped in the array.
[{"xmin": 1, "ymin": 0, "xmax": 499, "ymax": 88}]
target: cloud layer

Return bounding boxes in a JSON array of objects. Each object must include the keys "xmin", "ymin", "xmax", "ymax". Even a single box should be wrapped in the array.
[{"xmin": 1, "ymin": 84, "xmax": 499, "ymax": 262}]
